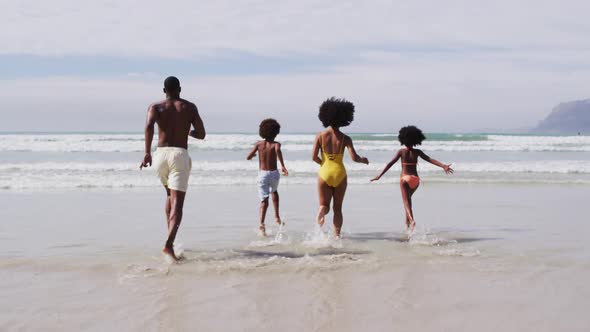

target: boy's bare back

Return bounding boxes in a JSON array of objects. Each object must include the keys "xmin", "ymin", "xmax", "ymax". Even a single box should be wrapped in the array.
[{"xmin": 255, "ymin": 140, "xmax": 280, "ymax": 171}]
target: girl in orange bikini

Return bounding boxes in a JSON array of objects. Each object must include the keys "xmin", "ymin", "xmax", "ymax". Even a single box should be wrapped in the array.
[
  {"xmin": 371, "ymin": 126, "xmax": 453, "ymax": 232},
  {"xmin": 312, "ymin": 97, "xmax": 369, "ymax": 238}
]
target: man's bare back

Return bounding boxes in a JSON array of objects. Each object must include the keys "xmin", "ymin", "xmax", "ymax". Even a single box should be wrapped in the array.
[
  {"xmin": 141, "ymin": 98, "xmax": 205, "ymax": 169},
  {"xmin": 150, "ymin": 98, "xmax": 205, "ymax": 149}
]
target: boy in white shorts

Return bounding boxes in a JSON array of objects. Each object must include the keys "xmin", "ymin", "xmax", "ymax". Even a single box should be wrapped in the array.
[{"xmin": 246, "ymin": 119, "xmax": 289, "ymax": 236}]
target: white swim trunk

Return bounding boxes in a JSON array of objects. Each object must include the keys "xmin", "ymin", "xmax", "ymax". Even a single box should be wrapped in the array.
[
  {"xmin": 258, "ymin": 170, "xmax": 280, "ymax": 201},
  {"xmin": 153, "ymin": 147, "xmax": 192, "ymax": 192}
]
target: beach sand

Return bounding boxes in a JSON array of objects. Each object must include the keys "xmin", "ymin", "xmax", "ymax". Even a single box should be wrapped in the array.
[{"xmin": 1, "ymin": 183, "xmax": 589, "ymax": 331}]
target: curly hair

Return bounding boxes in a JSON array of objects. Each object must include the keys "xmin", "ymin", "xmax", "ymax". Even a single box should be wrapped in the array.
[
  {"xmin": 259, "ymin": 118, "xmax": 281, "ymax": 141},
  {"xmin": 398, "ymin": 125, "xmax": 426, "ymax": 147},
  {"xmin": 318, "ymin": 97, "xmax": 355, "ymax": 128}
]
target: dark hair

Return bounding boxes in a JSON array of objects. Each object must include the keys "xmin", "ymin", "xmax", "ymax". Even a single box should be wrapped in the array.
[
  {"xmin": 164, "ymin": 76, "xmax": 180, "ymax": 91},
  {"xmin": 398, "ymin": 125, "xmax": 425, "ymax": 147},
  {"xmin": 318, "ymin": 97, "xmax": 355, "ymax": 128},
  {"xmin": 259, "ymin": 118, "xmax": 281, "ymax": 141}
]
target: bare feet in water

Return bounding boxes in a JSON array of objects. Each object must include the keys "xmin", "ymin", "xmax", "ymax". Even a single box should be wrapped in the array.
[
  {"xmin": 334, "ymin": 227, "xmax": 341, "ymax": 239},
  {"xmin": 316, "ymin": 206, "xmax": 327, "ymax": 227},
  {"xmin": 406, "ymin": 220, "xmax": 416, "ymax": 238},
  {"xmin": 275, "ymin": 217, "xmax": 284, "ymax": 226},
  {"xmin": 162, "ymin": 246, "xmax": 179, "ymax": 262},
  {"xmin": 259, "ymin": 224, "xmax": 267, "ymax": 237}
]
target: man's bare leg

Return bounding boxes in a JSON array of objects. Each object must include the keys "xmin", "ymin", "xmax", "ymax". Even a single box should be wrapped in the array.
[
  {"xmin": 163, "ymin": 189, "xmax": 186, "ymax": 261},
  {"xmin": 164, "ymin": 187, "xmax": 176, "ymax": 248},
  {"xmin": 271, "ymin": 191, "xmax": 283, "ymax": 225},
  {"xmin": 259, "ymin": 198, "xmax": 269, "ymax": 236},
  {"xmin": 165, "ymin": 187, "xmax": 171, "ymax": 226}
]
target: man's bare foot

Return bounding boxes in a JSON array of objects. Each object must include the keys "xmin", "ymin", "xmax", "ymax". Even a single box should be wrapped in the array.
[
  {"xmin": 162, "ymin": 246, "xmax": 179, "ymax": 262},
  {"xmin": 259, "ymin": 224, "xmax": 267, "ymax": 237}
]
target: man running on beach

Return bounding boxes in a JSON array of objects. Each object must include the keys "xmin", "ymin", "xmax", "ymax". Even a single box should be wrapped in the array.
[{"xmin": 140, "ymin": 76, "xmax": 206, "ymax": 261}]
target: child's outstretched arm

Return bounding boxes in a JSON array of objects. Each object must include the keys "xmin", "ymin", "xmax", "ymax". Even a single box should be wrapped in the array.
[
  {"xmin": 312, "ymin": 134, "xmax": 322, "ymax": 165},
  {"xmin": 418, "ymin": 150, "xmax": 454, "ymax": 174},
  {"xmin": 246, "ymin": 142, "xmax": 258, "ymax": 160},
  {"xmin": 370, "ymin": 150, "xmax": 401, "ymax": 182},
  {"xmin": 345, "ymin": 136, "xmax": 369, "ymax": 164},
  {"xmin": 275, "ymin": 143, "xmax": 289, "ymax": 176}
]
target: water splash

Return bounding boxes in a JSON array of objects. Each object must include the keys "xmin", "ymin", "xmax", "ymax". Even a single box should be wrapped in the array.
[
  {"xmin": 408, "ymin": 226, "xmax": 458, "ymax": 246},
  {"xmin": 274, "ymin": 223, "xmax": 289, "ymax": 244},
  {"xmin": 302, "ymin": 224, "xmax": 343, "ymax": 249},
  {"xmin": 118, "ymin": 264, "xmax": 170, "ymax": 283},
  {"xmin": 435, "ymin": 248, "xmax": 481, "ymax": 257},
  {"xmin": 248, "ymin": 223, "xmax": 291, "ymax": 247},
  {"xmin": 174, "ymin": 242, "xmax": 185, "ymax": 259}
]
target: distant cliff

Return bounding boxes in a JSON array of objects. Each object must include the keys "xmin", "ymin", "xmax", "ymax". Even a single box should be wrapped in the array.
[{"xmin": 533, "ymin": 99, "xmax": 590, "ymax": 134}]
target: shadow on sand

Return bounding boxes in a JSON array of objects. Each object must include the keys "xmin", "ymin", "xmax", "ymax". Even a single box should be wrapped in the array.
[
  {"xmin": 181, "ymin": 247, "xmax": 372, "ymax": 262},
  {"xmin": 233, "ymin": 248, "xmax": 372, "ymax": 259}
]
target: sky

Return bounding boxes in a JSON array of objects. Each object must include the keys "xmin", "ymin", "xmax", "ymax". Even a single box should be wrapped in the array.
[{"xmin": 1, "ymin": 0, "xmax": 589, "ymax": 133}]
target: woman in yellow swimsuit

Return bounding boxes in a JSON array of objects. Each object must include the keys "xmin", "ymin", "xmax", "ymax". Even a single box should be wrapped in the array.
[
  {"xmin": 312, "ymin": 98, "xmax": 369, "ymax": 238},
  {"xmin": 371, "ymin": 126, "xmax": 453, "ymax": 232}
]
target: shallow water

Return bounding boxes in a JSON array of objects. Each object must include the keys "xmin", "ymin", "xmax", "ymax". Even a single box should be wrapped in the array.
[
  {"xmin": 2, "ymin": 133, "xmax": 590, "ymax": 190},
  {"xmin": 1, "ymin": 184, "xmax": 589, "ymax": 331}
]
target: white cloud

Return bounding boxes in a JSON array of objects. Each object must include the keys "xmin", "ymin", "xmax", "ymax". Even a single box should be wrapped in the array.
[
  {"xmin": 2, "ymin": 50, "xmax": 589, "ymax": 132},
  {"xmin": 1, "ymin": 0, "xmax": 589, "ymax": 57},
  {"xmin": 1, "ymin": 1, "xmax": 589, "ymax": 132}
]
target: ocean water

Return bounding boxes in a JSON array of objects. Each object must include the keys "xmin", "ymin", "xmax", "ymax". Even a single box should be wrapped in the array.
[{"xmin": 1, "ymin": 132, "xmax": 590, "ymax": 190}]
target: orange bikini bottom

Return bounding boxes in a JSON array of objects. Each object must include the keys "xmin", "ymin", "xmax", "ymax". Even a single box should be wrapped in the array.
[{"xmin": 400, "ymin": 175, "xmax": 420, "ymax": 189}]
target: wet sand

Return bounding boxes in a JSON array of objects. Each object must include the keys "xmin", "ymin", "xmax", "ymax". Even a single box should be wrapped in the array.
[{"xmin": 1, "ymin": 183, "xmax": 589, "ymax": 331}]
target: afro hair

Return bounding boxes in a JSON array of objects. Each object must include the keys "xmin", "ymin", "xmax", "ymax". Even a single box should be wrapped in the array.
[
  {"xmin": 398, "ymin": 125, "xmax": 426, "ymax": 147},
  {"xmin": 259, "ymin": 118, "xmax": 281, "ymax": 141},
  {"xmin": 318, "ymin": 97, "xmax": 355, "ymax": 128}
]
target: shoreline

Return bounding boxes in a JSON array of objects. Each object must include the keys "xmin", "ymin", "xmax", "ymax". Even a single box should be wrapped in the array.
[{"xmin": 2, "ymin": 177, "xmax": 590, "ymax": 194}]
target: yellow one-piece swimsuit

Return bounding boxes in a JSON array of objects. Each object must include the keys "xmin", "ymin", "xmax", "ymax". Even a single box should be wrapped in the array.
[{"xmin": 318, "ymin": 134, "xmax": 347, "ymax": 187}]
